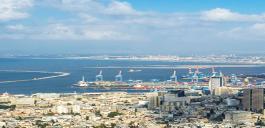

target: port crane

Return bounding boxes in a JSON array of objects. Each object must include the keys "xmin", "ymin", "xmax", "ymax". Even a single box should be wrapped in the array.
[
  {"xmin": 96, "ymin": 70, "xmax": 103, "ymax": 81},
  {"xmin": 170, "ymin": 70, "xmax": 177, "ymax": 82},
  {"xmin": 115, "ymin": 70, "xmax": 123, "ymax": 82}
]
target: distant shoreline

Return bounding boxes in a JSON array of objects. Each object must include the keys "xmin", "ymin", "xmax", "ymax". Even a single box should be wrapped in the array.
[
  {"xmin": 1, "ymin": 57, "xmax": 265, "ymax": 65},
  {"xmin": 84, "ymin": 64, "xmax": 265, "ymax": 69}
]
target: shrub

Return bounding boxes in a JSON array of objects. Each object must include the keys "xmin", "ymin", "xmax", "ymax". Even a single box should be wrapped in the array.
[{"xmin": 107, "ymin": 112, "xmax": 122, "ymax": 118}]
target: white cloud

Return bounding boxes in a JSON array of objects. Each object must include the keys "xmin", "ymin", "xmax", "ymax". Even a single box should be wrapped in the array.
[
  {"xmin": 24, "ymin": 23, "xmax": 135, "ymax": 40},
  {"xmin": 33, "ymin": 24, "xmax": 77, "ymax": 40},
  {"xmin": 105, "ymin": 1, "xmax": 137, "ymax": 15},
  {"xmin": 2, "ymin": 0, "xmax": 265, "ymax": 46},
  {"xmin": 201, "ymin": 8, "xmax": 241, "ymax": 21},
  {"xmin": 252, "ymin": 23, "xmax": 265, "ymax": 30},
  {"xmin": 218, "ymin": 23, "xmax": 265, "ymax": 41},
  {"xmin": 11, "ymin": 0, "xmax": 151, "ymax": 40},
  {"xmin": 78, "ymin": 14, "xmax": 98, "ymax": 23},
  {"xmin": 0, "ymin": 0, "xmax": 33, "ymax": 21},
  {"xmin": 0, "ymin": 33, "xmax": 26, "ymax": 39},
  {"xmin": 55, "ymin": 0, "xmax": 137, "ymax": 15},
  {"xmin": 6, "ymin": 24, "xmax": 26, "ymax": 31},
  {"xmin": 49, "ymin": 0, "xmax": 104, "ymax": 13},
  {"xmin": 201, "ymin": 8, "xmax": 265, "ymax": 22},
  {"xmin": 83, "ymin": 30, "xmax": 127, "ymax": 40}
]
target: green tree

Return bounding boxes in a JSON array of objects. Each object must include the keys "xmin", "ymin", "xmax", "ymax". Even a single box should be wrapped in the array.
[
  {"xmin": 111, "ymin": 123, "xmax": 116, "ymax": 128},
  {"xmin": 95, "ymin": 110, "xmax": 102, "ymax": 117},
  {"xmin": 128, "ymin": 121, "xmax": 138, "ymax": 128},
  {"xmin": 93, "ymin": 124, "xmax": 107, "ymax": 128},
  {"xmin": 86, "ymin": 116, "xmax": 89, "ymax": 120},
  {"xmin": 107, "ymin": 112, "xmax": 122, "ymax": 118}
]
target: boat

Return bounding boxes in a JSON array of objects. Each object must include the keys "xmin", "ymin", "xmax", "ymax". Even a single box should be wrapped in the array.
[
  {"xmin": 33, "ymin": 78, "xmax": 38, "ymax": 80},
  {"xmin": 128, "ymin": 69, "xmax": 142, "ymax": 73},
  {"xmin": 75, "ymin": 76, "xmax": 88, "ymax": 87},
  {"xmin": 133, "ymin": 84, "xmax": 146, "ymax": 89}
]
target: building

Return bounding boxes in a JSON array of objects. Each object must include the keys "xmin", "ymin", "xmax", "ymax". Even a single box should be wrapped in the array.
[
  {"xmin": 148, "ymin": 90, "xmax": 190, "ymax": 114},
  {"xmin": 56, "ymin": 105, "xmax": 69, "ymax": 114},
  {"xmin": 214, "ymin": 86, "xmax": 239, "ymax": 96},
  {"xmin": 72, "ymin": 105, "xmax": 81, "ymax": 114},
  {"xmin": 148, "ymin": 90, "xmax": 188, "ymax": 112},
  {"xmin": 33, "ymin": 93, "xmax": 60, "ymax": 99},
  {"xmin": 209, "ymin": 72, "xmax": 225, "ymax": 95},
  {"xmin": 11, "ymin": 97, "xmax": 35, "ymax": 107},
  {"xmin": 225, "ymin": 98, "xmax": 240, "ymax": 107},
  {"xmin": 148, "ymin": 95, "xmax": 161, "ymax": 110},
  {"xmin": 224, "ymin": 111, "xmax": 252, "ymax": 124},
  {"xmin": 0, "ymin": 93, "xmax": 11, "ymax": 103},
  {"xmin": 161, "ymin": 94, "xmax": 190, "ymax": 112},
  {"xmin": 230, "ymin": 74, "xmax": 238, "ymax": 85},
  {"xmin": 242, "ymin": 88, "xmax": 265, "ymax": 113}
]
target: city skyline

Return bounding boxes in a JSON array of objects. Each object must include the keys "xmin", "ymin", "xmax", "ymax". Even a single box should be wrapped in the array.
[{"xmin": 1, "ymin": 0, "xmax": 265, "ymax": 55}]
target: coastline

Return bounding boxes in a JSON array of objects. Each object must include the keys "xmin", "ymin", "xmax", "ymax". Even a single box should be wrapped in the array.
[{"xmin": 84, "ymin": 64, "xmax": 265, "ymax": 69}]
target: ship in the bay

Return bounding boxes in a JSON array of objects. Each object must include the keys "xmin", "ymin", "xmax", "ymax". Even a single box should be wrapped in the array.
[
  {"xmin": 74, "ymin": 76, "xmax": 88, "ymax": 87},
  {"xmin": 128, "ymin": 69, "xmax": 142, "ymax": 73}
]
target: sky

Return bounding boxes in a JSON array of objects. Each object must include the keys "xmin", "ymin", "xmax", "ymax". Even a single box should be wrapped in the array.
[{"xmin": 1, "ymin": 0, "xmax": 265, "ymax": 56}]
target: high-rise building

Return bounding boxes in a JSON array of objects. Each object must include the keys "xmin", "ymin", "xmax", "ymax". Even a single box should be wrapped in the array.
[
  {"xmin": 148, "ymin": 90, "xmax": 188, "ymax": 113},
  {"xmin": 242, "ymin": 88, "xmax": 265, "ymax": 113},
  {"xmin": 252, "ymin": 88, "xmax": 264, "ymax": 112},
  {"xmin": 230, "ymin": 74, "xmax": 238, "ymax": 85},
  {"xmin": 242, "ymin": 89, "xmax": 251, "ymax": 111},
  {"xmin": 148, "ymin": 95, "xmax": 161, "ymax": 110},
  {"xmin": 209, "ymin": 72, "xmax": 225, "ymax": 95}
]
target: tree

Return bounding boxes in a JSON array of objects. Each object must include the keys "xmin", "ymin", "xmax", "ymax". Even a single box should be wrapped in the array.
[
  {"xmin": 86, "ymin": 116, "xmax": 89, "ymax": 120},
  {"xmin": 111, "ymin": 123, "xmax": 116, "ymax": 128},
  {"xmin": 95, "ymin": 110, "xmax": 102, "ymax": 117},
  {"xmin": 93, "ymin": 124, "xmax": 107, "ymax": 128},
  {"xmin": 16, "ymin": 116, "xmax": 22, "ymax": 120},
  {"xmin": 255, "ymin": 117, "xmax": 265, "ymax": 126},
  {"xmin": 35, "ymin": 120, "xmax": 49, "ymax": 128},
  {"xmin": 107, "ymin": 112, "xmax": 122, "ymax": 118},
  {"xmin": 129, "ymin": 121, "xmax": 139, "ymax": 128},
  {"xmin": 10, "ymin": 105, "xmax": 16, "ymax": 110}
]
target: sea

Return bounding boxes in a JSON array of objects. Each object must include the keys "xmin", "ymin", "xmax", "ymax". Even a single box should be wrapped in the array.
[{"xmin": 0, "ymin": 58, "xmax": 265, "ymax": 94}]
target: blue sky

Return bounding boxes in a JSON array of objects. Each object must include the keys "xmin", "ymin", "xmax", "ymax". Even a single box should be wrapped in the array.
[
  {"xmin": 126, "ymin": 0, "xmax": 265, "ymax": 13},
  {"xmin": 1, "ymin": 0, "xmax": 265, "ymax": 55}
]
